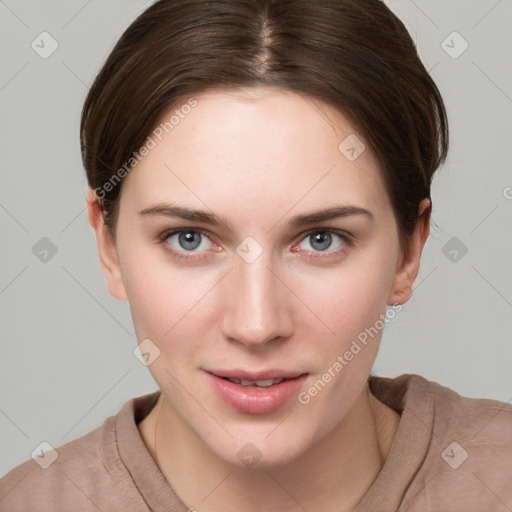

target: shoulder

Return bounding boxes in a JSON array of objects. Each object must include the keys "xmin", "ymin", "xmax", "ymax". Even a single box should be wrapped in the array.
[
  {"xmin": 0, "ymin": 394, "xmax": 153, "ymax": 511},
  {"xmin": 403, "ymin": 374, "xmax": 512, "ymax": 508},
  {"xmin": 0, "ymin": 418, "xmax": 115, "ymax": 511},
  {"xmin": 373, "ymin": 372, "xmax": 512, "ymax": 438},
  {"xmin": 418, "ymin": 375, "xmax": 512, "ymax": 452}
]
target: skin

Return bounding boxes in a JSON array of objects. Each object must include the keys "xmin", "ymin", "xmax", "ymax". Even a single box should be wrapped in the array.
[{"xmin": 86, "ymin": 86, "xmax": 430, "ymax": 512}]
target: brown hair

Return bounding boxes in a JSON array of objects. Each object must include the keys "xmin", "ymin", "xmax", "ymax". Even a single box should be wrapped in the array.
[{"xmin": 80, "ymin": 0, "xmax": 448, "ymax": 251}]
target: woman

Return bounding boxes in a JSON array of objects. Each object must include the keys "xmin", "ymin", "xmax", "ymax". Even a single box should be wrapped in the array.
[{"xmin": 1, "ymin": 0, "xmax": 511, "ymax": 510}]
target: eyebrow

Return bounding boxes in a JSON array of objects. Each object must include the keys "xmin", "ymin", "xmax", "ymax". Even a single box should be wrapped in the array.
[{"xmin": 138, "ymin": 203, "xmax": 374, "ymax": 229}]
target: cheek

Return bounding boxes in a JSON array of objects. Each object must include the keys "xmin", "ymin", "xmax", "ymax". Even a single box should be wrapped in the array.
[
  {"xmin": 121, "ymin": 250, "xmax": 219, "ymax": 354},
  {"xmin": 294, "ymin": 257, "xmax": 397, "ymax": 431},
  {"xmin": 121, "ymin": 225, "xmax": 399, "ymax": 359},
  {"xmin": 302, "ymin": 253, "xmax": 398, "ymax": 341}
]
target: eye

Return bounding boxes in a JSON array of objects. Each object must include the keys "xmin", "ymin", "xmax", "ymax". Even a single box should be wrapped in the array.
[
  {"xmin": 296, "ymin": 230, "xmax": 348, "ymax": 254},
  {"xmin": 159, "ymin": 229, "xmax": 216, "ymax": 259},
  {"xmin": 158, "ymin": 227, "xmax": 351, "ymax": 262}
]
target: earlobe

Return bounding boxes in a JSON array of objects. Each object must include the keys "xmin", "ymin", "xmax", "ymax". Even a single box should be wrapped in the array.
[
  {"xmin": 387, "ymin": 198, "xmax": 431, "ymax": 306},
  {"xmin": 86, "ymin": 189, "xmax": 128, "ymax": 302}
]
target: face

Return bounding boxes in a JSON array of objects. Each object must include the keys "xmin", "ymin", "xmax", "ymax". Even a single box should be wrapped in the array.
[{"xmin": 90, "ymin": 87, "xmax": 423, "ymax": 468}]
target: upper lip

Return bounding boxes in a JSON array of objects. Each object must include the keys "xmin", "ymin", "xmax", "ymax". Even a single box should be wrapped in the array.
[{"xmin": 206, "ymin": 369, "xmax": 307, "ymax": 381}]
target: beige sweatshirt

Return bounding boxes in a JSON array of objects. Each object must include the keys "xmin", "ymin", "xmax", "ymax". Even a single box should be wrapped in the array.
[{"xmin": 1, "ymin": 374, "xmax": 511, "ymax": 511}]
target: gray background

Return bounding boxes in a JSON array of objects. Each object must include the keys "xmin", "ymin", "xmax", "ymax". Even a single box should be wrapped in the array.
[{"xmin": 1, "ymin": 0, "xmax": 511, "ymax": 477}]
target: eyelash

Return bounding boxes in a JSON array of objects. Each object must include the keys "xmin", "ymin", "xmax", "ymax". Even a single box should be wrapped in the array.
[{"xmin": 157, "ymin": 228, "xmax": 353, "ymax": 262}]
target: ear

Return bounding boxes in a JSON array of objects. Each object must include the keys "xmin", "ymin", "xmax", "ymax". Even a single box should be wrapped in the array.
[
  {"xmin": 86, "ymin": 189, "xmax": 128, "ymax": 302},
  {"xmin": 387, "ymin": 198, "xmax": 431, "ymax": 306}
]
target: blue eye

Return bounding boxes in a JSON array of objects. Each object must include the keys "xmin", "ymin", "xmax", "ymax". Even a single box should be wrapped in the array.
[
  {"xmin": 158, "ymin": 228, "xmax": 351, "ymax": 262},
  {"xmin": 165, "ymin": 229, "xmax": 212, "ymax": 253},
  {"xmin": 298, "ymin": 230, "xmax": 347, "ymax": 253},
  {"xmin": 158, "ymin": 229, "xmax": 215, "ymax": 261}
]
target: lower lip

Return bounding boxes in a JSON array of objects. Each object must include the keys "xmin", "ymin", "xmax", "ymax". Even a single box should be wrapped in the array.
[{"xmin": 206, "ymin": 372, "xmax": 308, "ymax": 415}]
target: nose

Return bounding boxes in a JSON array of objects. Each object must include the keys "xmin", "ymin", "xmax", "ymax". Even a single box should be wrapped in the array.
[{"xmin": 220, "ymin": 250, "xmax": 294, "ymax": 348}]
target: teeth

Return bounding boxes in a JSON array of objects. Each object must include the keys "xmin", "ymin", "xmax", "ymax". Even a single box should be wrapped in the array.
[
  {"xmin": 254, "ymin": 379, "xmax": 284, "ymax": 387},
  {"xmin": 226, "ymin": 377, "xmax": 285, "ymax": 387}
]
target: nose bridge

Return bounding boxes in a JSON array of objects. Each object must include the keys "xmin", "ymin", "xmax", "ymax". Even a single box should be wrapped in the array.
[{"xmin": 221, "ymin": 247, "xmax": 291, "ymax": 346}]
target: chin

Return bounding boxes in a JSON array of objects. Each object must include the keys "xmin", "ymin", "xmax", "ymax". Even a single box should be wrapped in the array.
[{"xmin": 207, "ymin": 430, "xmax": 313, "ymax": 470}]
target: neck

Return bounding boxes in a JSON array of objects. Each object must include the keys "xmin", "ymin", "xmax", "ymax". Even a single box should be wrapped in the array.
[{"xmin": 139, "ymin": 383, "xmax": 400, "ymax": 512}]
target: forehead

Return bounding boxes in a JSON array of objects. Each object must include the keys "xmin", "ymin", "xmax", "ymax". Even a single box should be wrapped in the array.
[{"xmin": 119, "ymin": 87, "xmax": 390, "ymax": 223}]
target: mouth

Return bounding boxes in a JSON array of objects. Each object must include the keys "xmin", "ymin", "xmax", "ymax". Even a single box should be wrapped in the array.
[
  {"xmin": 204, "ymin": 369, "xmax": 309, "ymax": 414},
  {"xmin": 221, "ymin": 377, "xmax": 288, "ymax": 387},
  {"xmin": 207, "ymin": 369, "xmax": 306, "ymax": 386}
]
